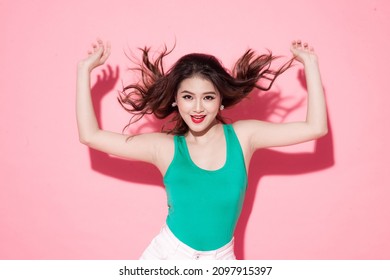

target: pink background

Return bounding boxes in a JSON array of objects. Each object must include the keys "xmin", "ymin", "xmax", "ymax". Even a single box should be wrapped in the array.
[{"xmin": 1, "ymin": 0, "xmax": 390, "ymax": 259}]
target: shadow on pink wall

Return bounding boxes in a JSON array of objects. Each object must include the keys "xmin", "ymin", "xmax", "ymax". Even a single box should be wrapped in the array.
[
  {"xmin": 235, "ymin": 119, "xmax": 334, "ymax": 259},
  {"xmin": 88, "ymin": 64, "xmax": 164, "ymax": 186},
  {"xmin": 88, "ymin": 64, "xmax": 334, "ymax": 259},
  {"xmin": 229, "ymin": 71, "xmax": 335, "ymax": 259}
]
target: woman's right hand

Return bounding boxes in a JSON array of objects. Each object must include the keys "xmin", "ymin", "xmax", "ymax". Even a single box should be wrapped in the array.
[{"xmin": 78, "ymin": 39, "xmax": 111, "ymax": 73}]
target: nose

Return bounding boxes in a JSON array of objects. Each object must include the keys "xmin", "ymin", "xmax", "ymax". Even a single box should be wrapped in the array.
[{"xmin": 194, "ymin": 99, "xmax": 204, "ymax": 113}]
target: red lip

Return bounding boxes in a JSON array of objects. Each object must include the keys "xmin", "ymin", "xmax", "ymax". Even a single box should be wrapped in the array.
[{"xmin": 191, "ymin": 115, "xmax": 206, "ymax": 124}]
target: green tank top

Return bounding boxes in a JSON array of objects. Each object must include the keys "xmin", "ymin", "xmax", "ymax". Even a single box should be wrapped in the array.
[{"xmin": 163, "ymin": 124, "xmax": 248, "ymax": 251}]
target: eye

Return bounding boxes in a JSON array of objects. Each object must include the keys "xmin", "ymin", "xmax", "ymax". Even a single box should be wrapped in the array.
[
  {"xmin": 204, "ymin": 95, "xmax": 216, "ymax": 101},
  {"xmin": 182, "ymin": 95, "xmax": 193, "ymax": 100}
]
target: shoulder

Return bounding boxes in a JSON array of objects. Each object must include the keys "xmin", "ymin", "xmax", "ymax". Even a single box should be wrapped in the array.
[
  {"xmin": 232, "ymin": 119, "xmax": 267, "ymax": 137},
  {"xmin": 232, "ymin": 120, "xmax": 270, "ymax": 151},
  {"xmin": 139, "ymin": 132, "xmax": 174, "ymax": 175},
  {"xmin": 229, "ymin": 120, "xmax": 268, "ymax": 167},
  {"xmin": 231, "ymin": 120, "xmax": 257, "ymax": 153}
]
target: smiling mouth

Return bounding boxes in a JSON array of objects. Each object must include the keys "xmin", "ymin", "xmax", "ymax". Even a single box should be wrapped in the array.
[{"xmin": 191, "ymin": 115, "xmax": 206, "ymax": 123}]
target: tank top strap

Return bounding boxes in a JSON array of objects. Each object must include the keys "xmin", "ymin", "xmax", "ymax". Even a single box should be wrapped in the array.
[
  {"xmin": 224, "ymin": 124, "xmax": 246, "ymax": 170},
  {"xmin": 173, "ymin": 134, "xmax": 188, "ymax": 160}
]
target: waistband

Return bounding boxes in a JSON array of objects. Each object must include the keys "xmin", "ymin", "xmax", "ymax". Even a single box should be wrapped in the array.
[{"xmin": 162, "ymin": 224, "xmax": 235, "ymax": 259}]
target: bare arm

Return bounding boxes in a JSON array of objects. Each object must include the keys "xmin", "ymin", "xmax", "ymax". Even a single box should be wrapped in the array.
[
  {"xmin": 76, "ymin": 39, "xmax": 166, "ymax": 164},
  {"xmin": 235, "ymin": 40, "xmax": 328, "ymax": 151}
]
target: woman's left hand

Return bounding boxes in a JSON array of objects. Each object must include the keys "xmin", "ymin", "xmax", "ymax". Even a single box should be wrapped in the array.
[{"xmin": 290, "ymin": 40, "xmax": 318, "ymax": 64}]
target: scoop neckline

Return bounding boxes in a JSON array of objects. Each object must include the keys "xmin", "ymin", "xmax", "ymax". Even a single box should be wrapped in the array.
[{"xmin": 181, "ymin": 124, "xmax": 229, "ymax": 172}]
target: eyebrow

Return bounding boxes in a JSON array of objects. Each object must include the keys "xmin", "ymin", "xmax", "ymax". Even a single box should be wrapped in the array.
[{"xmin": 179, "ymin": 90, "xmax": 217, "ymax": 95}]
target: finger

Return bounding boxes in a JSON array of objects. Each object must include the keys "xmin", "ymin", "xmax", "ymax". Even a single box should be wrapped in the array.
[
  {"xmin": 101, "ymin": 51, "xmax": 110, "ymax": 63},
  {"xmin": 100, "ymin": 41, "xmax": 111, "ymax": 63},
  {"xmin": 290, "ymin": 42, "xmax": 297, "ymax": 54},
  {"xmin": 105, "ymin": 41, "xmax": 111, "ymax": 54},
  {"xmin": 292, "ymin": 40, "xmax": 298, "ymax": 49},
  {"xmin": 97, "ymin": 39, "xmax": 104, "ymax": 49},
  {"xmin": 92, "ymin": 39, "xmax": 104, "ymax": 54},
  {"xmin": 297, "ymin": 40, "xmax": 302, "ymax": 48}
]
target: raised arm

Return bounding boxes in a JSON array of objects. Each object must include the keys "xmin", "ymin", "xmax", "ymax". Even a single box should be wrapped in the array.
[
  {"xmin": 76, "ymin": 39, "xmax": 111, "ymax": 145},
  {"xmin": 76, "ymin": 39, "xmax": 169, "ymax": 165},
  {"xmin": 235, "ymin": 40, "xmax": 328, "ymax": 152}
]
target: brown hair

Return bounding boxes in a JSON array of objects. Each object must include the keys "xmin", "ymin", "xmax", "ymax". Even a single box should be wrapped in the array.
[{"xmin": 119, "ymin": 46, "xmax": 294, "ymax": 135}]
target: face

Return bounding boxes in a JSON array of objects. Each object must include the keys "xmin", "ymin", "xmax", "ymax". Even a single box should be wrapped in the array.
[{"xmin": 176, "ymin": 76, "xmax": 222, "ymax": 134}]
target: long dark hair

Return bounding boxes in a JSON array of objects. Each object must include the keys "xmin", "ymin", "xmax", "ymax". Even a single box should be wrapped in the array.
[{"xmin": 119, "ymin": 46, "xmax": 294, "ymax": 135}]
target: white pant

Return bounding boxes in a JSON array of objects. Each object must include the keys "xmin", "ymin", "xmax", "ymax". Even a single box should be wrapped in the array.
[{"xmin": 139, "ymin": 224, "xmax": 236, "ymax": 260}]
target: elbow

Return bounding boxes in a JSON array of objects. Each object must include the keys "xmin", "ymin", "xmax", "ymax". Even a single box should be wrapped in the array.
[
  {"xmin": 79, "ymin": 137, "xmax": 90, "ymax": 146},
  {"xmin": 78, "ymin": 128, "xmax": 99, "ymax": 147},
  {"xmin": 313, "ymin": 126, "xmax": 328, "ymax": 139},
  {"xmin": 78, "ymin": 134, "xmax": 93, "ymax": 147}
]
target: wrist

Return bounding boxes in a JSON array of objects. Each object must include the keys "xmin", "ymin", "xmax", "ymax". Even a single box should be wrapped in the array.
[
  {"xmin": 77, "ymin": 61, "xmax": 93, "ymax": 74},
  {"xmin": 302, "ymin": 55, "xmax": 319, "ymax": 66}
]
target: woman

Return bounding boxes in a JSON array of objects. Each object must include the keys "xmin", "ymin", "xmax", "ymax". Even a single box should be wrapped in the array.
[{"xmin": 76, "ymin": 39, "xmax": 327, "ymax": 260}]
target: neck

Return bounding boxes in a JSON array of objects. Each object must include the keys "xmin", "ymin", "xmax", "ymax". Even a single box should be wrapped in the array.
[{"xmin": 186, "ymin": 121, "xmax": 221, "ymax": 144}]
